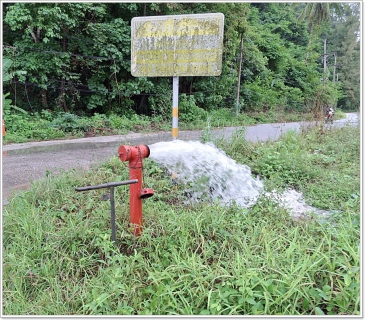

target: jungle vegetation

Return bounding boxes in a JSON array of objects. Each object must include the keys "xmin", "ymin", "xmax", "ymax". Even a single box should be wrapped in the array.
[{"xmin": 2, "ymin": 3, "xmax": 360, "ymax": 141}]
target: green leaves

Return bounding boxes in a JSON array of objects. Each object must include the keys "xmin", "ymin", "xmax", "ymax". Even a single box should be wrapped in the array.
[
  {"xmin": 178, "ymin": 94, "xmax": 207, "ymax": 123},
  {"xmin": 2, "ymin": 2, "xmax": 358, "ymax": 119},
  {"xmin": 2, "ymin": 58, "xmax": 13, "ymax": 82}
]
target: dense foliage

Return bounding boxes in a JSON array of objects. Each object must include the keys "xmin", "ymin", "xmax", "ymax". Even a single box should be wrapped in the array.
[{"xmin": 2, "ymin": 3, "xmax": 360, "ymax": 124}]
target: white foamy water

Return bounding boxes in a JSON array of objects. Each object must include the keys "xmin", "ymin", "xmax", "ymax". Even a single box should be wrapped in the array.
[
  {"xmin": 149, "ymin": 140, "xmax": 263, "ymax": 207},
  {"xmin": 264, "ymin": 189, "xmax": 330, "ymax": 219},
  {"xmin": 149, "ymin": 140, "xmax": 330, "ymax": 218}
]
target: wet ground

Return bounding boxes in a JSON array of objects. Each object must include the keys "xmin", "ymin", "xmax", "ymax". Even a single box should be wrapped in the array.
[{"xmin": 1, "ymin": 113, "xmax": 360, "ymax": 205}]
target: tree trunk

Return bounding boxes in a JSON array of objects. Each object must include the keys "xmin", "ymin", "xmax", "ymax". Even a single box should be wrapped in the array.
[
  {"xmin": 57, "ymin": 35, "xmax": 68, "ymax": 112},
  {"xmin": 333, "ymin": 52, "xmax": 337, "ymax": 82},
  {"xmin": 28, "ymin": 26, "xmax": 39, "ymax": 43},
  {"xmin": 41, "ymin": 88, "xmax": 48, "ymax": 108},
  {"xmin": 235, "ymin": 33, "xmax": 244, "ymax": 117},
  {"xmin": 323, "ymin": 38, "xmax": 327, "ymax": 86},
  {"xmin": 28, "ymin": 26, "xmax": 48, "ymax": 110},
  {"xmin": 138, "ymin": 95, "xmax": 146, "ymax": 114},
  {"xmin": 58, "ymin": 78, "xmax": 68, "ymax": 112},
  {"xmin": 305, "ymin": 25, "xmax": 314, "ymax": 65}
]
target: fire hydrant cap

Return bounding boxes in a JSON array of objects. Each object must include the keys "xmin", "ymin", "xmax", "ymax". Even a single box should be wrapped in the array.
[
  {"xmin": 118, "ymin": 145, "xmax": 132, "ymax": 162},
  {"xmin": 143, "ymin": 145, "xmax": 150, "ymax": 158}
]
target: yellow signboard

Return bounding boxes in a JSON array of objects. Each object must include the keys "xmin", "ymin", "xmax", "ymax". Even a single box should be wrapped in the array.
[{"xmin": 131, "ymin": 13, "xmax": 225, "ymax": 77}]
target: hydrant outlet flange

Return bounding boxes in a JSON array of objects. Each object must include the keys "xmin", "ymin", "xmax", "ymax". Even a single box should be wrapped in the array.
[{"xmin": 140, "ymin": 188, "xmax": 154, "ymax": 199}]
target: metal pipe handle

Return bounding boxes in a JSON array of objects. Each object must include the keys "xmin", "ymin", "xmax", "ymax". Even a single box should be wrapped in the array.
[{"xmin": 75, "ymin": 179, "xmax": 138, "ymax": 191}]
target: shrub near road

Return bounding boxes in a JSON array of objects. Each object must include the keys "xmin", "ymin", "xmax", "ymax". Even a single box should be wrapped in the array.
[
  {"xmin": 2, "ymin": 108, "xmax": 312, "ymax": 144},
  {"xmin": 2, "ymin": 125, "xmax": 360, "ymax": 315}
]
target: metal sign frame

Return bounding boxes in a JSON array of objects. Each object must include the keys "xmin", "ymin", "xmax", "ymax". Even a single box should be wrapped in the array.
[
  {"xmin": 131, "ymin": 13, "xmax": 225, "ymax": 77},
  {"xmin": 131, "ymin": 13, "xmax": 224, "ymax": 140}
]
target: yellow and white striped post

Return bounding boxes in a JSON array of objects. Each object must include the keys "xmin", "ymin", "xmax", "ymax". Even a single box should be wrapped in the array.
[
  {"xmin": 172, "ymin": 76, "xmax": 179, "ymax": 140},
  {"xmin": 172, "ymin": 76, "xmax": 179, "ymax": 187}
]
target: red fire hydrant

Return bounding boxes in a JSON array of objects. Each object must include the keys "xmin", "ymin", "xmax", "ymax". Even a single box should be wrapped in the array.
[{"xmin": 118, "ymin": 144, "xmax": 154, "ymax": 236}]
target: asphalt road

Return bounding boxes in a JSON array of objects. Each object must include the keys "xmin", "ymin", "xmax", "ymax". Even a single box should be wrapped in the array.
[{"xmin": 2, "ymin": 113, "xmax": 360, "ymax": 204}]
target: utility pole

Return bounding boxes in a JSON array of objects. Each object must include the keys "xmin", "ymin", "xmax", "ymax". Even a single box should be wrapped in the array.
[
  {"xmin": 236, "ymin": 33, "xmax": 244, "ymax": 117},
  {"xmin": 333, "ymin": 52, "xmax": 337, "ymax": 82},
  {"xmin": 323, "ymin": 38, "xmax": 327, "ymax": 85}
]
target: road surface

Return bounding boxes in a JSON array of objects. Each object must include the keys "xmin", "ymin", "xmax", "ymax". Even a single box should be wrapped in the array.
[{"xmin": 2, "ymin": 113, "xmax": 360, "ymax": 204}]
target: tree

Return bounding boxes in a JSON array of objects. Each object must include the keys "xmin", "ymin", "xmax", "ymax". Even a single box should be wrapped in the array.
[
  {"xmin": 327, "ymin": 3, "xmax": 360, "ymax": 109},
  {"xmin": 208, "ymin": 2, "xmax": 250, "ymax": 115},
  {"xmin": 4, "ymin": 3, "xmax": 107, "ymax": 111},
  {"xmin": 291, "ymin": 2, "xmax": 347, "ymax": 117},
  {"xmin": 241, "ymin": 3, "xmax": 318, "ymax": 112},
  {"xmin": 3, "ymin": 3, "xmax": 155, "ymax": 114},
  {"xmin": 296, "ymin": 2, "xmax": 331, "ymax": 64},
  {"xmin": 3, "ymin": 2, "xmax": 352, "ymax": 118}
]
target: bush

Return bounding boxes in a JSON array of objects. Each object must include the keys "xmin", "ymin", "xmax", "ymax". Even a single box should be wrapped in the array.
[
  {"xmin": 4, "ymin": 113, "xmax": 64, "ymax": 142},
  {"xmin": 179, "ymin": 94, "xmax": 207, "ymax": 123},
  {"xmin": 50, "ymin": 112, "xmax": 89, "ymax": 133}
]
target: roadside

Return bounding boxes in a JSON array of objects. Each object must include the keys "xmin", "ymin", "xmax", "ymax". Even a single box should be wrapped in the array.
[{"xmin": 1, "ymin": 113, "xmax": 360, "ymax": 204}]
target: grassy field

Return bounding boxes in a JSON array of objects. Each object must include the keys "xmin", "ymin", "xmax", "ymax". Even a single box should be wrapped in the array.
[{"xmin": 2, "ymin": 123, "xmax": 360, "ymax": 315}]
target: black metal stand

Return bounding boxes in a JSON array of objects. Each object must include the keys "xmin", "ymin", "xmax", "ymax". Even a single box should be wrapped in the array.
[{"xmin": 75, "ymin": 179, "xmax": 138, "ymax": 244}]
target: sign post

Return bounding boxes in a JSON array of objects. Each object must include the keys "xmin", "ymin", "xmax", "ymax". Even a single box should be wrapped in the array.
[
  {"xmin": 172, "ymin": 76, "xmax": 179, "ymax": 140},
  {"xmin": 131, "ymin": 13, "xmax": 224, "ymax": 140}
]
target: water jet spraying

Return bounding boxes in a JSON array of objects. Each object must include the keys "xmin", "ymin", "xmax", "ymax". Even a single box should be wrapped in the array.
[
  {"xmin": 149, "ymin": 140, "xmax": 263, "ymax": 207},
  {"xmin": 149, "ymin": 140, "xmax": 331, "ymax": 219}
]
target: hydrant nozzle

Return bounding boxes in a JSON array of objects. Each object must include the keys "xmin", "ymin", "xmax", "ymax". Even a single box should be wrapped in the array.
[
  {"xmin": 118, "ymin": 144, "xmax": 150, "ymax": 165},
  {"xmin": 118, "ymin": 144, "xmax": 153, "ymax": 236}
]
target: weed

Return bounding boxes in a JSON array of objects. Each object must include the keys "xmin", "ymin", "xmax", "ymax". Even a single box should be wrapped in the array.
[{"xmin": 2, "ymin": 125, "xmax": 360, "ymax": 315}]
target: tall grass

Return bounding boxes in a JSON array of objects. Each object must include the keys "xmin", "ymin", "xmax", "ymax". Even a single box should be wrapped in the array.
[{"xmin": 2, "ymin": 125, "xmax": 360, "ymax": 315}]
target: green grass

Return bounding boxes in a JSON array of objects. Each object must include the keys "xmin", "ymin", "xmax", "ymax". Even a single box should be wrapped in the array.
[
  {"xmin": 3, "ymin": 111, "xmax": 164, "ymax": 144},
  {"xmin": 215, "ymin": 123, "xmax": 360, "ymax": 211},
  {"xmin": 3, "ymin": 108, "xmax": 348, "ymax": 144},
  {"xmin": 2, "ymin": 125, "xmax": 360, "ymax": 315}
]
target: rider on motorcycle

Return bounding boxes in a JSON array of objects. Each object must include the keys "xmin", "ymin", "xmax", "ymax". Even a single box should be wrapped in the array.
[{"xmin": 325, "ymin": 105, "xmax": 335, "ymax": 122}]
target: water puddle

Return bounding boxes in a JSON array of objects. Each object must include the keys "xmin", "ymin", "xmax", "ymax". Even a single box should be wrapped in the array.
[{"xmin": 149, "ymin": 140, "xmax": 330, "ymax": 219}]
